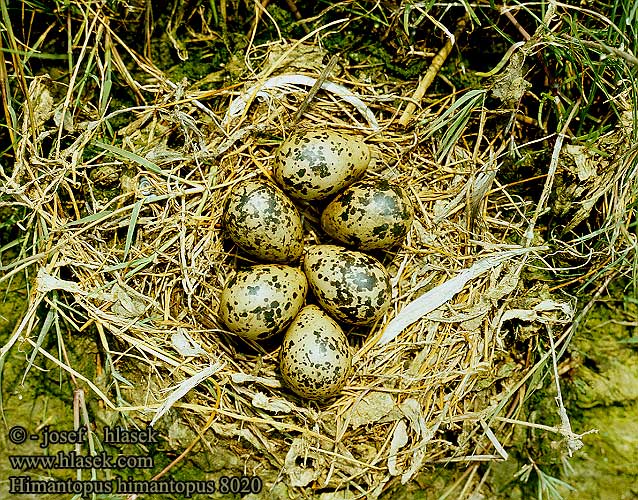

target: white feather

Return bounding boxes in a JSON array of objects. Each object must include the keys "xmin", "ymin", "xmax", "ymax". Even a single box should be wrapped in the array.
[{"xmin": 224, "ymin": 74, "xmax": 379, "ymax": 131}]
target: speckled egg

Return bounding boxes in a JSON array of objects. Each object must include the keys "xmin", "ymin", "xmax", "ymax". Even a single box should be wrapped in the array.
[
  {"xmin": 303, "ymin": 245, "xmax": 392, "ymax": 326},
  {"xmin": 321, "ymin": 179, "xmax": 414, "ymax": 250},
  {"xmin": 219, "ymin": 265, "xmax": 307, "ymax": 341},
  {"xmin": 279, "ymin": 305, "xmax": 352, "ymax": 399},
  {"xmin": 222, "ymin": 179, "xmax": 304, "ymax": 262},
  {"xmin": 273, "ymin": 130, "xmax": 371, "ymax": 201}
]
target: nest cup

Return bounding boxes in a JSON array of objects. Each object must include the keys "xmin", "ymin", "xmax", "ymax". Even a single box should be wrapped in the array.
[{"xmin": 5, "ymin": 55, "xmax": 562, "ymax": 496}]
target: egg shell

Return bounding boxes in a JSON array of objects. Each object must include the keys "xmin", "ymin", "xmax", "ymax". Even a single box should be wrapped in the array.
[
  {"xmin": 219, "ymin": 265, "xmax": 308, "ymax": 341},
  {"xmin": 321, "ymin": 179, "xmax": 414, "ymax": 250},
  {"xmin": 303, "ymin": 245, "xmax": 391, "ymax": 325},
  {"xmin": 222, "ymin": 179, "xmax": 304, "ymax": 262},
  {"xmin": 273, "ymin": 130, "xmax": 371, "ymax": 201},
  {"xmin": 279, "ymin": 305, "xmax": 352, "ymax": 400}
]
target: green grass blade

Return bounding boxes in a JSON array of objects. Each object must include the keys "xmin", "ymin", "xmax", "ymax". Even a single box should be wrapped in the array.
[
  {"xmin": 94, "ymin": 141, "xmax": 166, "ymax": 176},
  {"xmin": 22, "ymin": 308, "xmax": 55, "ymax": 383},
  {"xmin": 65, "ymin": 209, "xmax": 114, "ymax": 227},
  {"xmin": 123, "ymin": 199, "xmax": 142, "ymax": 262},
  {"xmin": 422, "ymin": 89, "xmax": 486, "ymax": 162}
]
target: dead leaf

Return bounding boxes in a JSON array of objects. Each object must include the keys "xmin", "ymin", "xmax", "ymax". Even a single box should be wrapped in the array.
[
  {"xmin": 388, "ymin": 420, "xmax": 409, "ymax": 476},
  {"xmin": 349, "ymin": 392, "xmax": 395, "ymax": 429},
  {"xmin": 251, "ymin": 392, "xmax": 292, "ymax": 414}
]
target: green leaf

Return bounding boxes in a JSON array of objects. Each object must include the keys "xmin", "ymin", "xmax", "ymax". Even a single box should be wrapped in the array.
[
  {"xmin": 123, "ymin": 199, "xmax": 143, "ymax": 262},
  {"xmin": 94, "ymin": 141, "xmax": 167, "ymax": 176}
]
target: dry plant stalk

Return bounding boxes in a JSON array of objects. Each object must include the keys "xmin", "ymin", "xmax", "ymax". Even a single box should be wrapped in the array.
[{"xmin": 398, "ymin": 16, "xmax": 469, "ymax": 127}]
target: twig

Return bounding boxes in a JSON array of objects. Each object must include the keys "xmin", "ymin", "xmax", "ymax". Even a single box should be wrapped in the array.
[
  {"xmin": 290, "ymin": 54, "xmax": 339, "ymax": 128},
  {"xmin": 398, "ymin": 16, "xmax": 468, "ymax": 127},
  {"xmin": 502, "ymin": 8, "xmax": 531, "ymax": 40},
  {"xmin": 284, "ymin": 0, "xmax": 309, "ymax": 33}
]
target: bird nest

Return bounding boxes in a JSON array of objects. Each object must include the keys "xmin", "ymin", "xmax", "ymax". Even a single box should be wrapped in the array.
[{"xmin": 4, "ymin": 42, "xmax": 599, "ymax": 497}]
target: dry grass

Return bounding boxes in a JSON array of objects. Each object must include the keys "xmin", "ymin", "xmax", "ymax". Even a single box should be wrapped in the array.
[{"xmin": 1, "ymin": 0, "xmax": 636, "ymax": 498}]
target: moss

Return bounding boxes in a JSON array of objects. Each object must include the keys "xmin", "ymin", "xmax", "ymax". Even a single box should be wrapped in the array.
[
  {"xmin": 569, "ymin": 294, "xmax": 638, "ymax": 408},
  {"xmin": 562, "ymin": 404, "xmax": 638, "ymax": 499},
  {"xmin": 558, "ymin": 288, "xmax": 638, "ymax": 499}
]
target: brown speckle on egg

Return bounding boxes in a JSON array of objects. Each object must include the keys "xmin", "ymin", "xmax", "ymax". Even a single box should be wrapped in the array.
[
  {"xmin": 279, "ymin": 305, "xmax": 352, "ymax": 400},
  {"xmin": 321, "ymin": 179, "xmax": 414, "ymax": 250},
  {"xmin": 219, "ymin": 264, "xmax": 308, "ymax": 341},
  {"xmin": 274, "ymin": 130, "xmax": 371, "ymax": 201},
  {"xmin": 222, "ymin": 179, "xmax": 304, "ymax": 262},
  {"xmin": 303, "ymin": 245, "xmax": 392, "ymax": 326}
]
